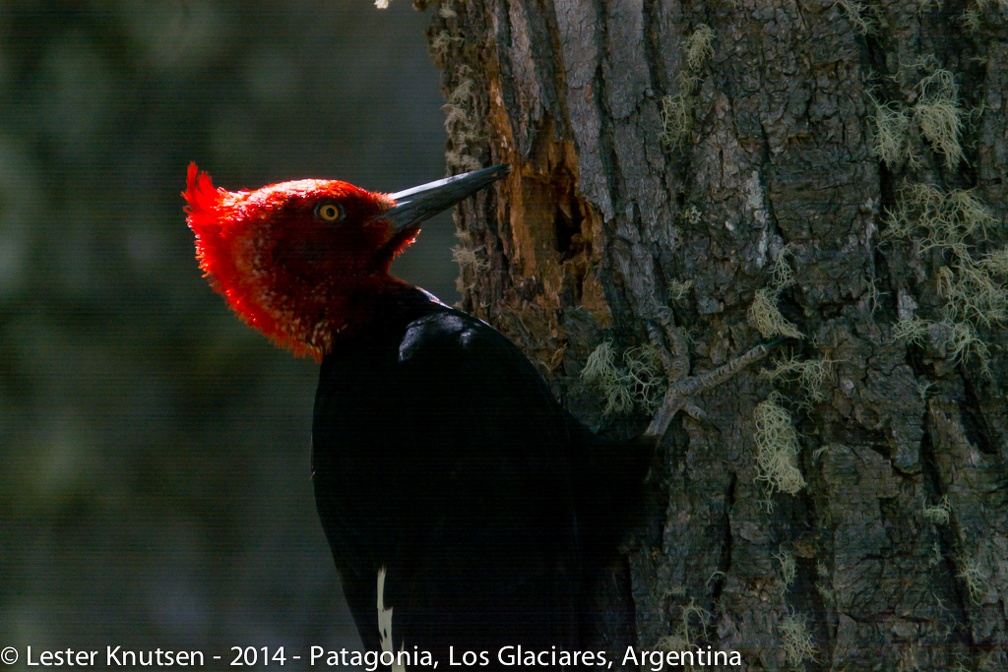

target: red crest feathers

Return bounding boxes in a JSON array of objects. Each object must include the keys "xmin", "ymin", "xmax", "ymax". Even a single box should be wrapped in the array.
[
  {"xmin": 182, "ymin": 162, "xmax": 236, "ymax": 297},
  {"xmin": 182, "ymin": 163, "xmax": 305, "ymax": 358},
  {"xmin": 183, "ymin": 162, "xmax": 222, "ymax": 235}
]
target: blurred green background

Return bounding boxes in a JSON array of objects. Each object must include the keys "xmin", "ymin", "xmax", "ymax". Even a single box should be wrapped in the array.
[{"xmin": 0, "ymin": 1, "xmax": 457, "ymax": 665}]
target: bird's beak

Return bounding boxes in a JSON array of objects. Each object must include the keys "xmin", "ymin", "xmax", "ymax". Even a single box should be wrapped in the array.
[{"xmin": 380, "ymin": 164, "xmax": 511, "ymax": 233}]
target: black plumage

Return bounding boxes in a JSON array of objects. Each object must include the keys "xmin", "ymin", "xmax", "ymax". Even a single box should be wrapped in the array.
[{"xmin": 311, "ymin": 286, "xmax": 648, "ymax": 666}]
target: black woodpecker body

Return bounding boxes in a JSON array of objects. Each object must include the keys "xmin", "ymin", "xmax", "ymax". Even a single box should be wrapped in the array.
[{"xmin": 184, "ymin": 164, "xmax": 650, "ymax": 668}]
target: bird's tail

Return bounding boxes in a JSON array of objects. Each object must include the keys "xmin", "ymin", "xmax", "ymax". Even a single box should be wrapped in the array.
[
  {"xmin": 573, "ymin": 428, "xmax": 657, "ymax": 657},
  {"xmin": 573, "ymin": 429, "xmax": 657, "ymax": 559}
]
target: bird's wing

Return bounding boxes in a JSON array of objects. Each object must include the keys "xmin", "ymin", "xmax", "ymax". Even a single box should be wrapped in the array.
[{"xmin": 312, "ymin": 308, "xmax": 582, "ymax": 658}]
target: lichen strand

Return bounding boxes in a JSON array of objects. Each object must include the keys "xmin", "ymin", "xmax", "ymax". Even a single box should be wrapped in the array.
[
  {"xmin": 884, "ymin": 182, "xmax": 1006, "ymax": 373},
  {"xmin": 748, "ymin": 245, "xmax": 803, "ymax": 340},
  {"xmin": 870, "ymin": 56, "xmax": 969, "ymax": 170},
  {"xmin": 752, "ymin": 397, "xmax": 806, "ymax": 496},
  {"xmin": 760, "ymin": 354, "xmax": 835, "ymax": 406},
  {"xmin": 779, "ymin": 611, "xmax": 817, "ymax": 668},
  {"xmin": 912, "ymin": 66, "xmax": 966, "ymax": 168},
  {"xmin": 581, "ymin": 340, "xmax": 666, "ymax": 418},
  {"xmin": 659, "ymin": 24, "xmax": 715, "ymax": 150}
]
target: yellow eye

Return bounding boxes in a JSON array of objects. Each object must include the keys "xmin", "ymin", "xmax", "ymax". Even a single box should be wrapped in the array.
[{"xmin": 315, "ymin": 201, "xmax": 344, "ymax": 222}]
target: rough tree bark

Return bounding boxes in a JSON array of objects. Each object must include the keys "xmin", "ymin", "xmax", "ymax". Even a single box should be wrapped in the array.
[{"xmin": 420, "ymin": 0, "xmax": 1007, "ymax": 669}]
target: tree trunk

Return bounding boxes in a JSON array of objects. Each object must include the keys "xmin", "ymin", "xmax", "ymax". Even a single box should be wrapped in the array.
[{"xmin": 422, "ymin": 0, "xmax": 1007, "ymax": 669}]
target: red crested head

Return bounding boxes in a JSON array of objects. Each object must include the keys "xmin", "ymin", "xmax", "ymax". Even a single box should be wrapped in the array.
[{"xmin": 183, "ymin": 162, "xmax": 509, "ymax": 361}]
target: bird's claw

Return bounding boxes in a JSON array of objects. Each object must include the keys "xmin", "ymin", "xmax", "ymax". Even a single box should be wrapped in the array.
[{"xmin": 644, "ymin": 336, "xmax": 782, "ymax": 440}]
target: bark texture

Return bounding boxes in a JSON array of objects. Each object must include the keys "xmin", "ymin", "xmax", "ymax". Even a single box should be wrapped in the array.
[{"xmin": 423, "ymin": 0, "xmax": 1007, "ymax": 669}]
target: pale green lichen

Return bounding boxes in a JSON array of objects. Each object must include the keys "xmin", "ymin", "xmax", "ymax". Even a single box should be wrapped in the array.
[
  {"xmin": 773, "ymin": 546, "xmax": 797, "ymax": 590},
  {"xmin": 922, "ymin": 495, "xmax": 952, "ymax": 525},
  {"xmin": 869, "ymin": 95, "xmax": 913, "ymax": 168},
  {"xmin": 749, "ymin": 288, "xmax": 803, "ymax": 340},
  {"xmin": 892, "ymin": 315, "xmax": 929, "ymax": 346},
  {"xmin": 683, "ymin": 24, "xmax": 715, "ymax": 76},
  {"xmin": 913, "ymin": 67, "xmax": 966, "ymax": 168},
  {"xmin": 749, "ymin": 245, "xmax": 803, "ymax": 340},
  {"xmin": 653, "ymin": 598, "xmax": 712, "ymax": 653},
  {"xmin": 835, "ymin": 0, "xmax": 872, "ymax": 35},
  {"xmin": 884, "ymin": 183, "xmax": 1006, "ymax": 373},
  {"xmin": 681, "ymin": 204, "xmax": 702, "ymax": 226},
  {"xmin": 659, "ymin": 93, "xmax": 694, "ymax": 150},
  {"xmin": 659, "ymin": 24, "xmax": 715, "ymax": 149},
  {"xmin": 667, "ymin": 278, "xmax": 694, "ymax": 303},
  {"xmin": 761, "ymin": 354, "xmax": 835, "ymax": 404},
  {"xmin": 581, "ymin": 341, "xmax": 666, "ymax": 417},
  {"xmin": 956, "ymin": 554, "xmax": 988, "ymax": 605},
  {"xmin": 780, "ymin": 611, "xmax": 817, "ymax": 668},
  {"xmin": 870, "ymin": 56, "xmax": 970, "ymax": 168},
  {"xmin": 962, "ymin": 0, "xmax": 1008, "ymax": 32},
  {"xmin": 753, "ymin": 398, "xmax": 806, "ymax": 495},
  {"xmin": 814, "ymin": 561, "xmax": 835, "ymax": 607}
]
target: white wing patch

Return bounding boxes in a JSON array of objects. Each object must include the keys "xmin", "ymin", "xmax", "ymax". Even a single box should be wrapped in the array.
[{"xmin": 377, "ymin": 567, "xmax": 407, "ymax": 672}]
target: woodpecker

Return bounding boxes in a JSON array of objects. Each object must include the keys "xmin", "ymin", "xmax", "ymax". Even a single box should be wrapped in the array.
[{"xmin": 183, "ymin": 164, "xmax": 653, "ymax": 667}]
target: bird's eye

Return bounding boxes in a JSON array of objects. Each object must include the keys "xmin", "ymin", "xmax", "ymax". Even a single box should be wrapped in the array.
[{"xmin": 315, "ymin": 201, "xmax": 344, "ymax": 223}]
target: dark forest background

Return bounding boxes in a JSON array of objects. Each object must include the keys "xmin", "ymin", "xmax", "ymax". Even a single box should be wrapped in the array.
[{"xmin": 0, "ymin": 2, "xmax": 453, "ymax": 665}]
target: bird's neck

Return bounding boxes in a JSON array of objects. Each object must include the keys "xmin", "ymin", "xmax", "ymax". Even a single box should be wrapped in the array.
[
  {"xmin": 263, "ymin": 275, "xmax": 445, "ymax": 360},
  {"xmin": 325, "ymin": 277, "xmax": 446, "ymax": 343}
]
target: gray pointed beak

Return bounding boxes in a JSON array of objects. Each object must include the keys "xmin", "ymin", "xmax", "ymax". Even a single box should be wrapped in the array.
[{"xmin": 380, "ymin": 164, "xmax": 511, "ymax": 232}]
